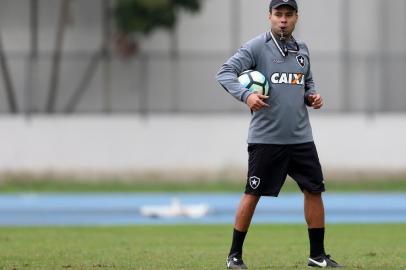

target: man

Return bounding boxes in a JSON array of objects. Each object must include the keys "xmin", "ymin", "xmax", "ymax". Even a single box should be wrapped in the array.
[{"xmin": 216, "ymin": 0, "xmax": 343, "ymax": 269}]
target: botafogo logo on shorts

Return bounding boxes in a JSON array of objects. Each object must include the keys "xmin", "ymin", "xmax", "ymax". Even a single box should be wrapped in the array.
[{"xmin": 249, "ymin": 176, "xmax": 260, "ymax": 189}]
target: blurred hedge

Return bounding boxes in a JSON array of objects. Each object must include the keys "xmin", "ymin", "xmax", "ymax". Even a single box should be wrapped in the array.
[{"xmin": 114, "ymin": 0, "xmax": 201, "ymax": 34}]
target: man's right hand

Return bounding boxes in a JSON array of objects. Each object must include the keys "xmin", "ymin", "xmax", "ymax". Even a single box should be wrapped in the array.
[{"xmin": 246, "ymin": 93, "xmax": 270, "ymax": 111}]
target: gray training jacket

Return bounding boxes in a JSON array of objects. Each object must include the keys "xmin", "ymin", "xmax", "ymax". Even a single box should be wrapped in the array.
[{"xmin": 216, "ymin": 31, "xmax": 317, "ymax": 145}]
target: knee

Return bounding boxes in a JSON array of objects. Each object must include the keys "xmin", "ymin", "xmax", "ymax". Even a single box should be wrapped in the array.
[
  {"xmin": 304, "ymin": 190, "xmax": 322, "ymax": 199},
  {"xmin": 242, "ymin": 193, "xmax": 261, "ymax": 205}
]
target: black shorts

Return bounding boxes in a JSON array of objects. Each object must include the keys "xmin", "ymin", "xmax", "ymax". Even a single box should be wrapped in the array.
[{"xmin": 245, "ymin": 142, "xmax": 325, "ymax": 197}]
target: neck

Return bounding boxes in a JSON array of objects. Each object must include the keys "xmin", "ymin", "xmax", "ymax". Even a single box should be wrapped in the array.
[{"xmin": 271, "ymin": 29, "xmax": 292, "ymax": 41}]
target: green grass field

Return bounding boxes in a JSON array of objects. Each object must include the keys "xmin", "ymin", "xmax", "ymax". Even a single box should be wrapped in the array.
[
  {"xmin": 1, "ymin": 178, "xmax": 405, "ymax": 269},
  {"xmin": 1, "ymin": 224, "xmax": 405, "ymax": 270},
  {"xmin": 1, "ymin": 178, "xmax": 406, "ymax": 193}
]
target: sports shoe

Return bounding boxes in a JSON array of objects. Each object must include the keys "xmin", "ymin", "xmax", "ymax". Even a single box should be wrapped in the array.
[
  {"xmin": 226, "ymin": 253, "xmax": 248, "ymax": 269},
  {"xmin": 308, "ymin": 254, "xmax": 343, "ymax": 268}
]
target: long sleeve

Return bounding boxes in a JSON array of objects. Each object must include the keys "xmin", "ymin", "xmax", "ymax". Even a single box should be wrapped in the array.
[
  {"xmin": 303, "ymin": 45, "xmax": 317, "ymax": 106},
  {"xmin": 216, "ymin": 44, "xmax": 257, "ymax": 103}
]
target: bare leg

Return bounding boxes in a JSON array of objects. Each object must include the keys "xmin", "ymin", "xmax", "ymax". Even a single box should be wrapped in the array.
[
  {"xmin": 235, "ymin": 193, "xmax": 261, "ymax": 231},
  {"xmin": 304, "ymin": 190, "xmax": 324, "ymax": 228},
  {"xmin": 304, "ymin": 190, "xmax": 326, "ymax": 258},
  {"xmin": 227, "ymin": 194, "xmax": 259, "ymax": 267}
]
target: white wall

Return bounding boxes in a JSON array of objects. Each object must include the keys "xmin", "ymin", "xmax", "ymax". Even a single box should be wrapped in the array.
[{"xmin": 0, "ymin": 115, "xmax": 405, "ymax": 178}]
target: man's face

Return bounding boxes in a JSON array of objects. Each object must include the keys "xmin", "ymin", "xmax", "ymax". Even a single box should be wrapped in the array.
[{"xmin": 269, "ymin": 6, "xmax": 298, "ymax": 38}]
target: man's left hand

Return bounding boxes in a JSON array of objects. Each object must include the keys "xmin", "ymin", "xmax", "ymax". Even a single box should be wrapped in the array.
[{"xmin": 307, "ymin": 94, "xmax": 323, "ymax": 109}]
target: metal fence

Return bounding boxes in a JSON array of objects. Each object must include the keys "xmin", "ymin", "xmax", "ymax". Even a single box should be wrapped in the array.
[{"xmin": 1, "ymin": 0, "xmax": 406, "ymax": 115}]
